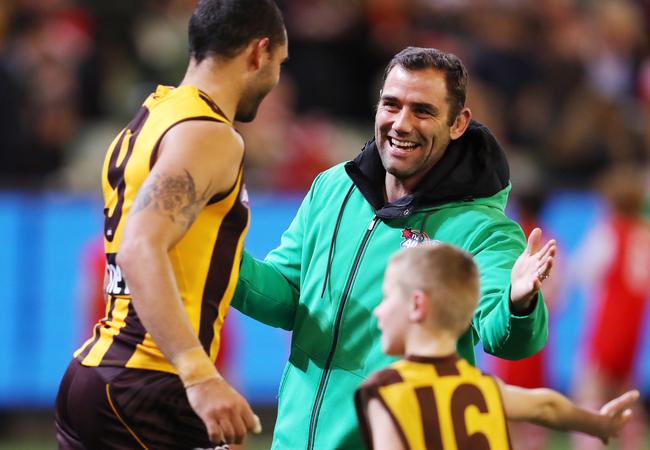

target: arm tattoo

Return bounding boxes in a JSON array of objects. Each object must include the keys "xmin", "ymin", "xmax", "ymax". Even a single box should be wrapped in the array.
[{"xmin": 131, "ymin": 170, "xmax": 211, "ymax": 230}]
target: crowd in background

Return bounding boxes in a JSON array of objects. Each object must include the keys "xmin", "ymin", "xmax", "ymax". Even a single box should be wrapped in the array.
[{"xmin": 0, "ymin": 0, "xmax": 649, "ymax": 195}]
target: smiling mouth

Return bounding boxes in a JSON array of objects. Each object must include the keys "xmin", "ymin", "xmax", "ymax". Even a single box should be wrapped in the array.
[{"xmin": 388, "ymin": 137, "xmax": 419, "ymax": 152}]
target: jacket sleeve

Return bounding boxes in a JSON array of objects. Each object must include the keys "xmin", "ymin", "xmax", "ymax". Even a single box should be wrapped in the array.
[
  {"xmin": 231, "ymin": 174, "xmax": 322, "ymax": 330},
  {"xmin": 469, "ymin": 220, "xmax": 549, "ymax": 360}
]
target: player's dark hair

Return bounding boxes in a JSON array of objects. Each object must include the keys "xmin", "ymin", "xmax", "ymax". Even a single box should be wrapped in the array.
[
  {"xmin": 189, "ymin": 0, "xmax": 286, "ymax": 61},
  {"xmin": 382, "ymin": 47, "xmax": 468, "ymax": 126}
]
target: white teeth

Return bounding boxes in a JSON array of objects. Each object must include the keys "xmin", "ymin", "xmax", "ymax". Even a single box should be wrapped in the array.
[{"xmin": 389, "ymin": 137, "xmax": 417, "ymax": 149}]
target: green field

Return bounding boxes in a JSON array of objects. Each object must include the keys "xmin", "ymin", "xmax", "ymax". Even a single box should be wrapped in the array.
[
  {"xmin": 1, "ymin": 409, "xmax": 647, "ymax": 450},
  {"xmin": 3, "ymin": 432, "xmax": 649, "ymax": 449}
]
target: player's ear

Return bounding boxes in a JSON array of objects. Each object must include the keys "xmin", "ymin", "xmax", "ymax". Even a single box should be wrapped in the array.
[
  {"xmin": 247, "ymin": 37, "xmax": 270, "ymax": 71},
  {"xmin": 409, "ymin": 290, "xmax": 428, "ymax": 322}
]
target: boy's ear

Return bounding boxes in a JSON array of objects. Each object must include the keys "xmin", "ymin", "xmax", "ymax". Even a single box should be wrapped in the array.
[{"xmin": 409, "ymin": 290, "xmax": 428, "ymax": 322}]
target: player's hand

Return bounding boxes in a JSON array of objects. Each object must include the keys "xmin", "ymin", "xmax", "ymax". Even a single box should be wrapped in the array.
[
  {"xmin": 510, "ymin": 228, "xmax": 556, "ymax": 313},
  {"xmin": 598, "ymin": 390, "xmax": 639, "ymax": 444},
  {"xmin": 186, "ymin": 376, "xmax": 262, "ymax": 445}
]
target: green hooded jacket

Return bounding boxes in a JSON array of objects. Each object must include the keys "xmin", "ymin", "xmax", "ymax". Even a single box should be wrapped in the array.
[{"xmin": 233, "ymin": 121, "xmax": 548, "ymax": 449}]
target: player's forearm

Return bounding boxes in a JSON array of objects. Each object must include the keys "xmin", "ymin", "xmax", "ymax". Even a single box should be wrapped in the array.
[
  {"xmin": 118, "ymin": 241, "xmax": 203, "ymax": 361},
  {"xmin": 532, "ymin": 389, "xmax": 608, "ymax": 439}
]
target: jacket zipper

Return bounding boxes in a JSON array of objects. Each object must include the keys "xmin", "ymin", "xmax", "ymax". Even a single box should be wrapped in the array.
[{"xmin": 307, "ymin": 215, "xmax": 378, "ymax": 449}]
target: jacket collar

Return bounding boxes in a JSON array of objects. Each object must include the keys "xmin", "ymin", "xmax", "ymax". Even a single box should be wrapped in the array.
[{"xmin": 344, "ymin": 120, "xmax": 510, "ymax": 219}]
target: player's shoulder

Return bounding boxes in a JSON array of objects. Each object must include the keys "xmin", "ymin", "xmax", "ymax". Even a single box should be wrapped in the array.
[
  {"xmin": 169, "ymin": 119, "xmax": 242, "ymax": 148},
  {"xmin": 159, "ymin": 119, "xmax": 243, "ymax": 162}
]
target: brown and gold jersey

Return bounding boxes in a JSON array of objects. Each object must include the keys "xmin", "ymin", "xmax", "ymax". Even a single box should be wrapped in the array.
[
  {"xmin": 74, "ymin": 85, "xmax": 250, "ymax": 374},
  {"xmin": 355, "ymin": 354, "xmax": 512, "ymax": 450}
]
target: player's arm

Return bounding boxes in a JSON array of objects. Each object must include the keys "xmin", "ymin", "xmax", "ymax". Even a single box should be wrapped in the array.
[
  {"xmin": 117, "ymin": 120, "xmax": 258, "ymax": 445},
  {"xmin": 497, "ymin": 379, "xmax": 638, "ymax": 444},
  {"xmin": 365, "ymin": 398, "xmax": 406, "ymax": 450}
]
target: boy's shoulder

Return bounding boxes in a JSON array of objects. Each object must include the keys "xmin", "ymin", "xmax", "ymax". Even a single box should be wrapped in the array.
[{"xmin": 359, "ymin": 366, "xmax": 404, "ymax": 392}]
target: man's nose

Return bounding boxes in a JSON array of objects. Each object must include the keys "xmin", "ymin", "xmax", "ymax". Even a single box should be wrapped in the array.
[{"xmin": 392, "ymin": 109, "xmax": 413, "ymax": 134}]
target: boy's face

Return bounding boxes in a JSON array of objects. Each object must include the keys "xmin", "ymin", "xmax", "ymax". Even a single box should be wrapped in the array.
[{"xmin": 374, "ymin": 264, "xmax": 409, "ymax": 356}]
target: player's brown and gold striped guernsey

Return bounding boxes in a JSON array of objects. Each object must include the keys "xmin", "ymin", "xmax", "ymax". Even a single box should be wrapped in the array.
[
  {"xmin": 74, "ymin": 84, "xmax": 250, "ymax": 374},
  {"xmin": 355, "ymin": 354, "xmax": 512, "ymax": 450}
]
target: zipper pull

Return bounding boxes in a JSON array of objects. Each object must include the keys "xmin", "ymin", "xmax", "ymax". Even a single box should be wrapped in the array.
[{"xmin": 368, "ymin": 216, "xmax": 378, "ymax": 231}]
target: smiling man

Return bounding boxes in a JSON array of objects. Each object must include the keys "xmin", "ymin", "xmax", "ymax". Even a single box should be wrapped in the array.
[{"xmin": 233, "ymin": 47, "xmax": 553, "ymax": 449}]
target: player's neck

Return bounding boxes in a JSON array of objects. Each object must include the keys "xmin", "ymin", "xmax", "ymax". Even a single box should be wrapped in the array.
[
  {"xmin": 180, "ymin": 58, "xmax": 241, "ymax": 123},
  {"xmin": 404, "ymin": 328, "xmax": 457, "ymax": 358}
]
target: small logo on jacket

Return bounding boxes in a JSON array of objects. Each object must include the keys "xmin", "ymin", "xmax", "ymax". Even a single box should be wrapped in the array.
[{"xmin": 400, "ymin": 228, "xmax": 440, "ymax": 248}]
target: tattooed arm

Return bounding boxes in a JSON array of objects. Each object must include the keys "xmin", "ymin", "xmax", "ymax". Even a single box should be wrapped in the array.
[{"xmin": 117, "ymin": 120, "xmax": 258, "ymax": 444}]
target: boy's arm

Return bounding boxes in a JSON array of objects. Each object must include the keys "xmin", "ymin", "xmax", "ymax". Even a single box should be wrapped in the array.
[
  {"xmin": 498, "ymin": 379, "xmax": 638, "ymax": 444},
  {"xmin": 365, "ymin": 399, "xmax": 406, "ymax": 450}
]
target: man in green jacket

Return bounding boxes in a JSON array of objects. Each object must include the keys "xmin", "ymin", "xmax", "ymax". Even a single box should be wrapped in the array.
[{"xmin": 233, "ymin": 47, "xmax": 554, "ymax": 449}]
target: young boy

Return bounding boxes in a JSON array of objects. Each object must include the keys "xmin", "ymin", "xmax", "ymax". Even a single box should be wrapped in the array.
[{"xmin": 355, "ymin": 244, "xmax": 638, "ymax": 450}]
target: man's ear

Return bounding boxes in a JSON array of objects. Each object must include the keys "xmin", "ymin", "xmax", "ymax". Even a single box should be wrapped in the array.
[
  {"xmin": 449, "ymin": 107, "xmax": 472, "ymax": 140},
  {"xmin": 409, "ymin": 290, "xmax": 429, "ymax": 322},
  {"xmin": 247, "ymin": 37, "xmax": 270, "ymax": 71}
]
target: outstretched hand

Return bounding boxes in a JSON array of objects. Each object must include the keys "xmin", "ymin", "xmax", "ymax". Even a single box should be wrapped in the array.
[
  {"xmin": 510, "ymin": 228, "xmax": 556, "ymax": 313},
  {"xmin": 598, "ymin": 390, "xmax": 639, "ymax": 444}
]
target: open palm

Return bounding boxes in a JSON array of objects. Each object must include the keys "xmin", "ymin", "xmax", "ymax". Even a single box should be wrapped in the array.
[
  {"xmin": 598, "ymin": 389, "xmax": 639, "ymax": 444},
  {"xmin": 510, "ymin": 228, "xmax": 556, "ymax": 311}
]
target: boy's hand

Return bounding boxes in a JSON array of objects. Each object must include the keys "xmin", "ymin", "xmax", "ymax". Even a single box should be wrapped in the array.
[
  {"xmin": 598, "ymin": 390, "xmax": 639, "ymax": 444},
  {"xmin": 510, "ymin": 227, "xmax": 556, "ymax": 313}
]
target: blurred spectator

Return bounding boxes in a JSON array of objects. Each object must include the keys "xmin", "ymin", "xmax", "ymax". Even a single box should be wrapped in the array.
[
  {"xmin": 584, "ymin": 0, "xmax": 646, "ymax": 101},
  {"xmin": 281, "ymin": 0, "xmax": 377, "ymax": 120},
  {"xmin": 0, "ymin": 0, "xmax": 97, "ymax": 187},
  {"xmin": 239, "ymin": 77, "xmax": 364, "ymax": 192},
  {"xmin": 0, "ymin": 0, "xmax": 648, "ymax": 195},
  {"xmin": 571, "ymin": 165, "xmax": 650, "ymax": 450}
]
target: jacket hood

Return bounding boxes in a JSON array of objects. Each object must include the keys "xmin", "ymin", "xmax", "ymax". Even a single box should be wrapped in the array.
[{"xmin": 344, "ymin": 120, "xmax": 510, "ymax": 219}]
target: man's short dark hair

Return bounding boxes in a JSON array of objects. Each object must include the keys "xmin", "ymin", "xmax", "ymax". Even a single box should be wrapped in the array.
[
  {"xmin": 189, "ymin": 0, "xmax": 285, "ymax": 61},
  {"xmin": 382, "ymin": 47, "xmax": 468, "ymax": 125}
]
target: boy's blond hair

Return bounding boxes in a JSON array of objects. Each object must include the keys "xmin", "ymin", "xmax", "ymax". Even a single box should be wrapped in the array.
[{"xmin": 388, "ymin": 244, "xmax": 479, "ymax": 336}]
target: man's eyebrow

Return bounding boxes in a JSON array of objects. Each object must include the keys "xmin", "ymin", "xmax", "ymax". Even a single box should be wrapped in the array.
[
  {"xmin": 379, "ymin": 96, "xmax": 439, "ymax": 114},
  {"xmin": 379, "ymin": 95, "xmax": 399, "ymax": 102},
  {"xmin": 410, "ymin": 102, "xmax": 439, "ymax": 115}
]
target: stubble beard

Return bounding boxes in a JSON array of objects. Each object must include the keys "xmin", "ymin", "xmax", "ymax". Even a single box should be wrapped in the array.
[{"xmin": 235, "ymin": 79, "xmax": 273, "ymax": 122}]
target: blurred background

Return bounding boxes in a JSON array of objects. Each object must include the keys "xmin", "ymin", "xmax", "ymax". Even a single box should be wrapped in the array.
[{"xmin": 0, "ymin": 0, "xmax": 649, "ymax": 449}]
